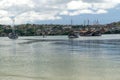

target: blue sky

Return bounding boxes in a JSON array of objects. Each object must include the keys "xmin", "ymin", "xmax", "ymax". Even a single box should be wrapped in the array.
[{"xmin": 0, "ymin": 0, "xmax": 120, "ymax": 25}]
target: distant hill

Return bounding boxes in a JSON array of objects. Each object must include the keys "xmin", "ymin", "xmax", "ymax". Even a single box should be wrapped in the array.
[
  {"xmin": 106, "ymin": 21, "xmax": 120, "ymax": 27},
  {"xmin": 104, "ymin": 21, "xmax": 120, "ymax": 34}
]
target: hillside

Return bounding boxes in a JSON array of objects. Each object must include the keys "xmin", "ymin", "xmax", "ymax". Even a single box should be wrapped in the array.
[{"xmin": 0, "ymin": 21, "xmax": 120, "ymax": 36}]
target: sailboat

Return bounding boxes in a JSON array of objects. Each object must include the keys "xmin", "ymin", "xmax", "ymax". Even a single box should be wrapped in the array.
[
  {"xmin": 80, "ymin": 19, "xmax": 102, "ymax": 36},
  {"xmin": 8, "ymin": 17, "xmax": 18, "ymax": 39}
]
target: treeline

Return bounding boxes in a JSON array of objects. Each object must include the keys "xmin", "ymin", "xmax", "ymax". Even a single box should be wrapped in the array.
[
  {"xmin": 0, "ymin": 24, "xmax": 90, "ymax": 36},
  {"xmin": 0, "ymin": 22, "xmax": 120, "ymax": 36},
  {"xmin": 104, "ymin": 21, "xmax": 120, "ymax": 34},
  {"xmin": 0, "ymin": 24, "xmax": 73, "ymax": 36}
]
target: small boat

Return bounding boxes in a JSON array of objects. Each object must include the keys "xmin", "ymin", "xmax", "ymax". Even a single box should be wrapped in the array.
[
  {"xmin": 68, "ymin": 31, "xmax": 79, "ymax": 38},
  {"xmin": 92, "ymin": 31, "xmax": 101, "ymax": 36},
  {"xmin": 8, "ymin": 32, "xmax": 18, "ymax": 40},
  {"xmin": 8, "ymin": 17, "xmax": 19, "ymax": 40}
]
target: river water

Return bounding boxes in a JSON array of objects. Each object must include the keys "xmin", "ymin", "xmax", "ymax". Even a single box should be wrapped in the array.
[{"xmin": 0, "ymin": 34, "xmax": 120, "ymax": 80}]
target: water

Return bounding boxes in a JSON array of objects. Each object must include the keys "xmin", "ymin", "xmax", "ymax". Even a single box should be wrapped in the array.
[{"xmin": 0, "ymin": 34, "xmax": 120, "ymax": 80}]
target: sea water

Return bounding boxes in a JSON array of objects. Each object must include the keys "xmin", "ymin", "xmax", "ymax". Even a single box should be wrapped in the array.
[{"xmin": 0, "ymin": 34, "xmax": 120, "ymax": 80}]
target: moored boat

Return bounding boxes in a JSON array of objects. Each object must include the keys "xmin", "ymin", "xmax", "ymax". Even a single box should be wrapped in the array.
[
  {"xmin": 68, "ymin": 31, "xmax": 79, "ymax": 38},
  {"xmin": 8, "ymin": 32, "xmax": 18, "ymax": 39},
  {"xmin": 80, "ymin": 30, "xmax": 102, "ymax": 36}
]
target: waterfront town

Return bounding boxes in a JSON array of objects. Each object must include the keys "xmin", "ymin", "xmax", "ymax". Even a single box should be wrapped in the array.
[{"xmin": 0, "ymin": 21, "xmax": 120, "ymax": 36}]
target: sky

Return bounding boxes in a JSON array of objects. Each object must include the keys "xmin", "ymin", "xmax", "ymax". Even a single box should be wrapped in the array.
[{"xmin": 0, "ymin": 0, "xmax": 120, "ymax": 25}]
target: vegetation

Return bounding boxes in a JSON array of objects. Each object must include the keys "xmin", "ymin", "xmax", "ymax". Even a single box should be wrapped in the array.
[{"xmin": 0, "ymin": 21, "xmax": 120, "ymax": 36}]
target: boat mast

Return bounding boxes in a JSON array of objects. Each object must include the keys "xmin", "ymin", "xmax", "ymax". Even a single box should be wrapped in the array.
[
  {"xmin": 11, "ymin": 17, "xmax": 15, "ymax": 34},
  {"xmin": 87, "ymin": 19, "xmax": 89, "ymax": 26},
  {"xmin": 96, "ymin": 19, "xmax": 99, "ymax": 30},
  {"xmin": 70, "ymin": 19, "xmax": 73, "ymax": 31},
  {"xmin": 71, "ymin": 19, "xmax": 73, "ymax": 27}
]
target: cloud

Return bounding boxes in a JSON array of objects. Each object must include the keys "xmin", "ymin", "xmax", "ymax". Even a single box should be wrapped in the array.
[
  {"xmin": 66, "ymin": 1, "xmax": 91, "ymax": 10},
  {"xmin": 0, "ymin": 0, "xmax": 119, "ymax": 24},
  {"xmin": 0, "ymin": 10, "xmax": 8, "ymax": 17},
  {"xmin": 15, "ymin": 11, "xmax": 61, "ymax": 24},
  {"xmin": 60, "ymin": 9, "xmax": 94, "ymax": 16},
  {"xmin": 96, "ymin": 9, "xmax": 107, "ymax": 14},
  {"xmin": 81, "ymin": 0, "xmax": 104, "ymax": 3},
  {"xmin": 60, "ymin": 0, "xmax": 120, "ymax": 17}
]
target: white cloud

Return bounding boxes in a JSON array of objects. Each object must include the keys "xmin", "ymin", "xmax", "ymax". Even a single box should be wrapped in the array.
[
  {"xmin": 15, "ymin": 11, "xmax": 61, "ymax": 24},
  {"xmin": 61, "ymin": 10, "xmax": 94, "ymax": 16},
  {"xmin": 67, "ymin": 1, "xmax": 91, "ymax": 10},
  {"xmin": 0, "ymin": 10, "xmax": 8, "ymax": 17},
  {"xmin": 60, "ymin": 11, "xmax": 69, "ymax": 15},
  {"xmin": 96, "ymin": 9, "xmax": 107, "ymax": 14},
  {"xmin": 0, "ymin": 0, "xmax": 119, "ymax": 24},
  {"xmin": 81, "ymin": 0, "xmax": 104, "ymax": 3}
]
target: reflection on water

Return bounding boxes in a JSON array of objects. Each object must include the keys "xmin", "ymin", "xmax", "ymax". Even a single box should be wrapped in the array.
[{"xmin": 0, "ymin": 35, "xmax": 120, "ymax": 80}]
